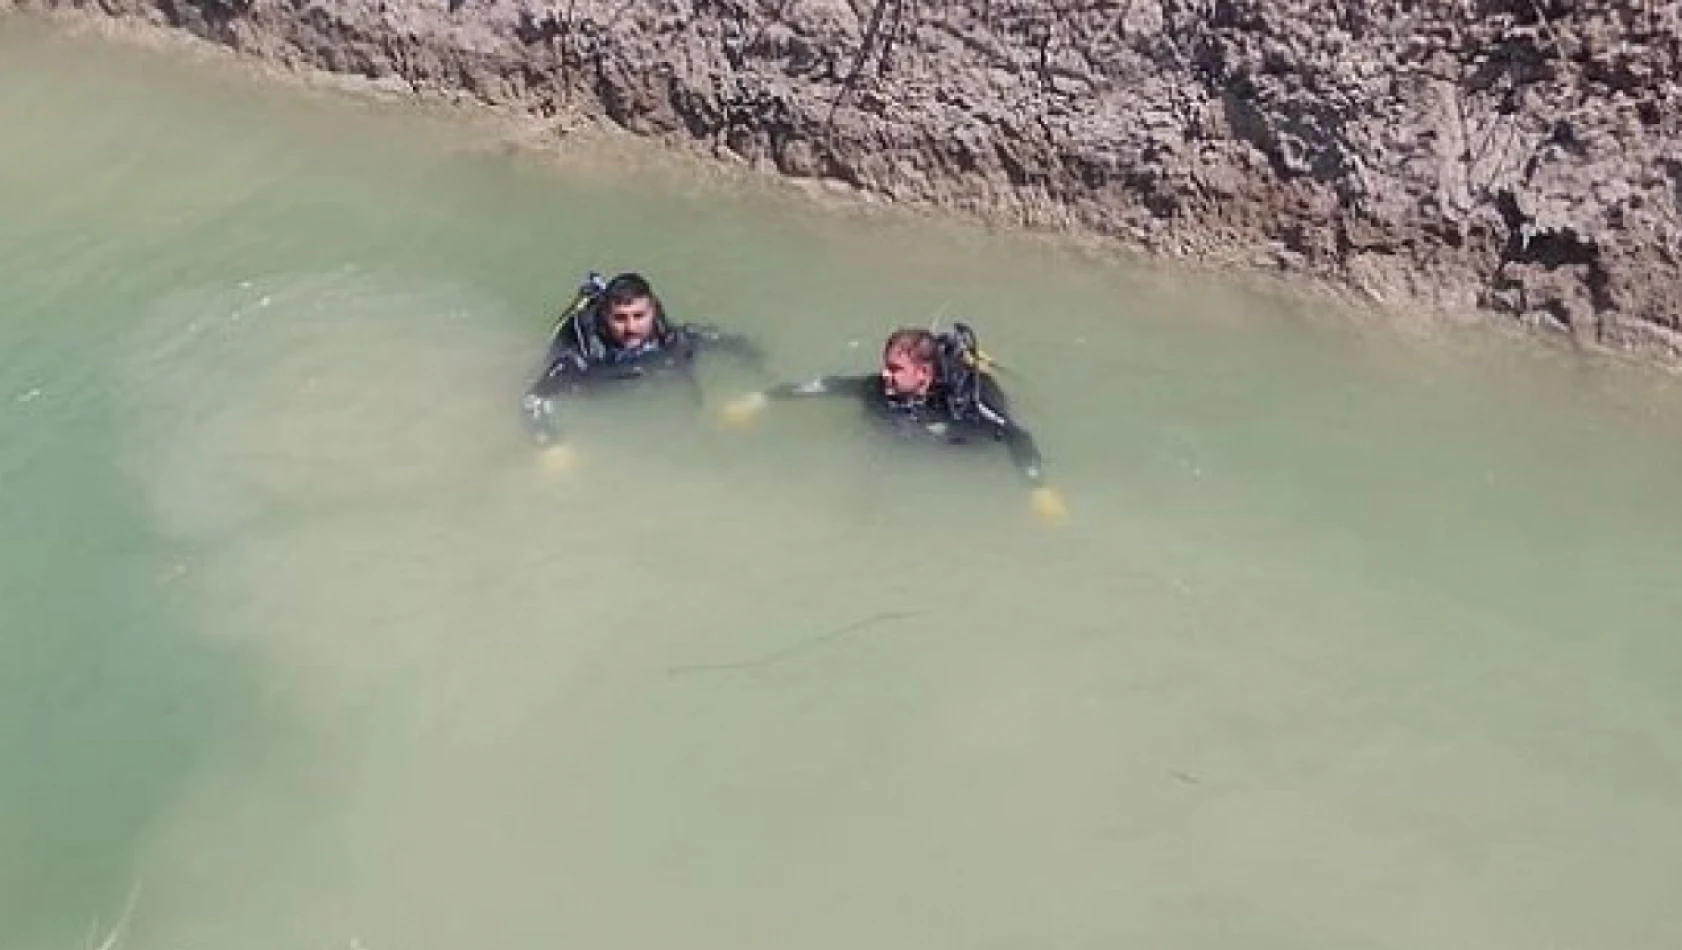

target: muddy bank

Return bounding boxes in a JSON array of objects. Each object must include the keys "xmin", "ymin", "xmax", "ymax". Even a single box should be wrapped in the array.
[{"xmin": 10, "ymin": 0, "xmax": 1681, "ymax": 363}]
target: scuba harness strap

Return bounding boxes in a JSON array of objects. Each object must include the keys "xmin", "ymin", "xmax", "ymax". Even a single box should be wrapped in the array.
[
  {"xmin": 934, "ymin": 321, "xmax": 1005, "ymax": 425},
  {"xmin": 547, "ymin": 272, "xmax": 609, "ymax": 362}
]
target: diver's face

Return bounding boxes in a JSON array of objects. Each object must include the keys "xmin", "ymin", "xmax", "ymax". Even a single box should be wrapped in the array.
[
  {"xmin": 605, "ymin": 296, "xmax": 656, "ymax": 347},
  {"xmin": 881, "ymin": 351, "xmax": 934, "ymax": 397}
]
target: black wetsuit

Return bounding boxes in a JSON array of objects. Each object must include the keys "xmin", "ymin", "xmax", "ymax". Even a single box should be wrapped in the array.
[
  {"xmin": 523, "ymin": 302, "xmax": 761, "ymax": 443},
  {"xmin": 764, "ymin": 369, "xmax": 1046, "ymax": 485}
]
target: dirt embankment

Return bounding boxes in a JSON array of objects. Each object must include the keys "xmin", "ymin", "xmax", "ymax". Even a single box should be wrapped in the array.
[{"xmin": 12, "ymin": 0, "xmax": 1682, "ymax": 363}]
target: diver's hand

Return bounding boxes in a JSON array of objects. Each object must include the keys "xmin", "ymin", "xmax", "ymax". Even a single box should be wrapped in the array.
[
  {"xmin": 537, "ymin": 443, "xmax": 581, "ymax": 477},
  {"xmin": 1029, "ymin": 485, "xmax": 1070, "ymax": 525},
  {"xmin": 719, "ymin": 391, "xmax": 769, "ymax": 429}
]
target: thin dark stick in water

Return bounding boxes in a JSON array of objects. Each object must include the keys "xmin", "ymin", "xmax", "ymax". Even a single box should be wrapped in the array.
[{"xmin": 667, "ymin": 610, "xmax": 920, "ymax": 675}]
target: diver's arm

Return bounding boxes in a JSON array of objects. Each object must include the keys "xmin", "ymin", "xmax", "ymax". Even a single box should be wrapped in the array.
[
  {"xmin": 527, "ymin": 340, "xmax": 591, "ymax": 399},
  {"xmin": 521, "ymin": 346, "xmax": 586, "ymax": 444},
  {"xmin": 676, "ymin": 360, "xmax": 708, "ymax": 409},
  {"xmin": 685, "ymin": 323, "xmax": 769, "ymax": 372},
  {"xmin": 528, "ymin": 319, "xmax": 654, "ymax": 394},
  {"xmin": 974, "ymin": 375, "xmax": 1046, "ymax": 486},
  {"xmin": 763, "ymin": 374, "xmax": 877, "ymax": 400},
  {"xmin": 719, "ymin": 373, "xmax": 875, "ymax": 427},
  {"xmin": 522, "ymin": 319, "xmax": 630, "ymax": 442},
  {"xmin": 1000, "ymin": 421, "xmax": 1047, "ymax": 486}
]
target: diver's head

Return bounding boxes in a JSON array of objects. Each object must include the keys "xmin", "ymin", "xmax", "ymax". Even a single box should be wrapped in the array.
[
  {"xmin": 600, "ymin": 272, "xmax": 660, "ymax": 349},
  {"xmin": 881, "ymin": 328, "xmax": 939, "ymax": 398}
]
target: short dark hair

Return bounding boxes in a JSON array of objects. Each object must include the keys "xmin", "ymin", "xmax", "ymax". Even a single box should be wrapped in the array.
[{"xmin": 604, "ymin": 272, "xmax": 655, "ymax": 309}]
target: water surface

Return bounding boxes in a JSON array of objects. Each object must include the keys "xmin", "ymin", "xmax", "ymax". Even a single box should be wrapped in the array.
[{"xmin": 3, "ymin": 16, "xmax": 1681, "ymax": 950}]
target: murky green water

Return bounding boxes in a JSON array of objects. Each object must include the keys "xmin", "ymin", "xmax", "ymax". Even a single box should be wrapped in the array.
[{"xmin": 4, "ymin": 15, "xmax": 1681, "ymax": 950}]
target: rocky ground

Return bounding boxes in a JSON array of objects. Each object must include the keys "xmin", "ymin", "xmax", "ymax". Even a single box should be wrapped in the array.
[{"xmin": 10, "ymin": 0, "xmax": 1681, "ymax": 364}]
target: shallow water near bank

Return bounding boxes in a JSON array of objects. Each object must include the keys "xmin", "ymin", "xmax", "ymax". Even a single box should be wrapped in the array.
[{"xmin": 3, "ymin": 15, "xmax": 1682, "ymax": 950}]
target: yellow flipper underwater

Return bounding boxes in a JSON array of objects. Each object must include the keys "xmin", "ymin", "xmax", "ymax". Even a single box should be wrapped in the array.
[
  {"xmin": 537, "ymin": 443, "xmax": 581, "ymax": 477},
  {"xmin": 1030, "ymin": 485, "xmax": 1070, "ymax": 525},
  {"xmin": 719, "ymin": 391, "xmax": 770, "ymax": 429}
]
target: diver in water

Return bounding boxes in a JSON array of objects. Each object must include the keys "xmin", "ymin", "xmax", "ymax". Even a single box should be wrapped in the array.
[
  {"xmin": 721, "ymin": 323, "xmax": 1069, "ymax": 522},
  {"xmin": 521, "ymin": 271, "xmax": 763, "ymax": 457}
]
